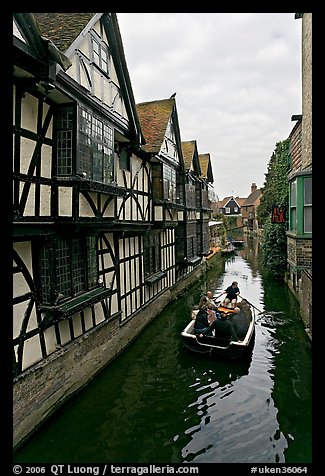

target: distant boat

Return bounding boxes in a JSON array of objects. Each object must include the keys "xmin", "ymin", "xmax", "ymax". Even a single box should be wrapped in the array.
[
  {"xmin": 231, "ymin": 240, "xmax": 245, "ymax": 248},
  {"xmin": 220, "ymin": 241, "xmax": 236, "ymax": 255}
]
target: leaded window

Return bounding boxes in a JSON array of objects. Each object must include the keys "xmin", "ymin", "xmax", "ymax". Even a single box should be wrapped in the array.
[
  {"xmin": 39, "ymin": 236, "xmax": 98, "ymax": 305},
  {"xmin": 78, "ymin": 108, "xmax": 114, "ymax": 183},
  {"xmin": 55, "ymin": 105, "xmax": 115, "ymax": 184},
  {"xmin": 56, "ymin": 107, "xmax": 74, "ymax": 175},
  {"xmin": 143, "ymin": 232, "xmax": 161, "ymax": 277},
  {"xmin": 163, "ymin": 164, "xmax": 176, "ymax": 201}
]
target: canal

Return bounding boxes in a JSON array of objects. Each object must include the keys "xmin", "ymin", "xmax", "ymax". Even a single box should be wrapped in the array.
[{"xmin": 13, "ymin": 238, "xmax": 312, "ymax": 464}]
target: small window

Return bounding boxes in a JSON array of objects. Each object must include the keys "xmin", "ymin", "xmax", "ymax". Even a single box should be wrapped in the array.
[
  {"xmin": 304, "ymin": 177, "xmax": 312, "ymax": 233},
  {"xmin": 289, "ymin": 179, "xmax": 297, "ymax": 232},
  {"xmin": 143, "ymin": 232, "xmax": 161, "ymax": 277},
  {"xmin": 91, "ymin": 37, "xmax": 109, "ymax": 75},
  {"xmin": 56, "ymin": 106, "xmax": 74, "ymax": 175},
  {"xmin": 39, "ymin": 236, "xmax": 98, "ymax": 305}
]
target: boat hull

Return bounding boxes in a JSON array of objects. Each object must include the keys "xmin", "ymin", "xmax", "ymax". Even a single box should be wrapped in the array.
[{"xmin": 181, "ymin": 303, "xmax": 255, "ymax": 360}]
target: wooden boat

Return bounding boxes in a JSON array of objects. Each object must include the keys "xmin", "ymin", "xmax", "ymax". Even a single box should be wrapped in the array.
[
  {"xmin": 231, "ymin": 239, "xmax": 245, "ymax": 248},
  {"xmin": 220, "ymin": 241, "xmax": 236, "ymax": 255},
  {"xmin": 181, "ymin": 297, "xmax": 256, "ymax": 360}
]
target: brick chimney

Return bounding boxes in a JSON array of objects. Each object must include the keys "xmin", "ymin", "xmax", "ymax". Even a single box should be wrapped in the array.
[{"xmin": 251, "ymin": 182, "xmax": 257, "ymax": 193}]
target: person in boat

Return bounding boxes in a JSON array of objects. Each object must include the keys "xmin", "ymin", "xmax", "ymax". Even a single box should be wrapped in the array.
[
  {"xmin": 193, "ymin": 299, "xmax": 214, "ymax": 337},
  {"xmin": 204, "ymin": 290, "xmax": 218, "ymax": 321},
  {"xmin": 210, "ymin": 312, "xmax": 240, "ymax": 342},
  {"xmin": 222, "ymin": 281, "xmax": 240, "ymax": 309},
  {"xmin": 205, "ymin": 291, "xmax": 218, "ymax": 310}
]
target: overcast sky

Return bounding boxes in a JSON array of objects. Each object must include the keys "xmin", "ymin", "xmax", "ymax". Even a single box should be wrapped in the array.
[{"xmin": 117, "ymin": 12, "xmax": 302, "ymax": 200}]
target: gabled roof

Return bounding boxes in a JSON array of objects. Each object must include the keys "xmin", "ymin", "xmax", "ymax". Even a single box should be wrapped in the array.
[
  {"xmin": 199, "ymin": 153, "xmax": 214, "ymax": 183},
  {"xmin": 32, "ymin": 13, "xmax": 144, "ymax": 145},
  {"xmin": 242, "ymin": 188, "xmax": 262, "ymax": 206},
  {"xmin": 217, "ymin": 196, "xmax": 243, "ymax": 208},
  {"xmin": 181, "ymin": 140, "xmax": 201, "ymax": 175},
  {"xmin": 136, "ymin": 98, "xmax": 175, "ymax": 154},
  {"xmin": 14, "ymin": 13, "xmax": 71, "ymax": 71},
  {"xmin": 32, "ymin": 13, "xmax": 97, "ymax": 53}
]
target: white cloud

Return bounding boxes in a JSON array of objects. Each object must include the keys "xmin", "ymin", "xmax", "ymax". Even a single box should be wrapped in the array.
[{"xmin": 117, "ymin": 12, "xmax": 302, "ymax": 199}]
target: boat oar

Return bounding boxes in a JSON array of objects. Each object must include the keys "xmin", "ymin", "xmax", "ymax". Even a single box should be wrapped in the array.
[
  {"xmin": 239, "ymin": 295, "xmax": 263, "ymax": 314},
  {"xmin": 213, "ymin": 292, "xmax": 224, "ymax": 300}
]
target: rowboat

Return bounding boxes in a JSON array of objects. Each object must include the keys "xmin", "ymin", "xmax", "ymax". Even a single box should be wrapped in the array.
[
  {"xmin": 180, "ymin": 297, "xmax": 256, "ymax": 359},
  {"xmin": 220, "ymin": 241, "xmax": 236, "ymax": 255},
  {"xmin": 231, "ymin": 239, "xmax": 245, "ymax": 248}
]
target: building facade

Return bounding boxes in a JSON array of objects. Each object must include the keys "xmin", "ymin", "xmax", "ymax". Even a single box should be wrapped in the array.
[
  {"xmin": 13, "ymin": 13, "xmax": 214, "ymax": 447},
  {"xmin": 286, "ymin": 13, "xmax": 312, "ymax": 337}
]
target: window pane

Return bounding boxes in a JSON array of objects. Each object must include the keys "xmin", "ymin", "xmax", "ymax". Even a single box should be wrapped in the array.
[
  {"xmin": 56, "ymin": 240, "xmax": 71, "ymax": 297},
  {"xmin": 304, "ymin": 206, "xmax": 312, "ymax": 233},
  {"xmin": 87, "ymin": 236, "xmax": 98, "ymax": 288},
  {"xmin": 290, "ymin": 208, "xmax": 296, "ymax": 232},
  {"xmin": 103, "ymin": 147, "xmax": 114, "ymax": 183},
  {"xmin": 71, "ymin": 239, "xmax": 84, "ymax": 294},
  {"xmin": 57, "ymin": 131, "xmax": 72, "ymax": 175},
  {"xmin": 79, "ymin": 133, "xmax": 92, "ymax": 177},
  {"xmin": 93, "ymin": 146, "xmax": 103, "ymax": 182},
  {"xmin": 304, "ymin": 177, "xmax": 312, "ymax": 205},
  {"xmin": 290, "ymin": 180, "xmax": 297, "ymax": 206}
]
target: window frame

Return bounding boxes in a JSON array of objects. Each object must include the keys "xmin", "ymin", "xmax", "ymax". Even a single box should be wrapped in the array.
[
  {"xmin": 38, "ymin": 234, "xmax": 99, "ymax": 306},
  {"xmin": 54, "ymin": 104, "xmax": 116, "ymax": 186},
  {"xmin": 289, "ymin": 173, "xmax": 312, "ymax": 236}
]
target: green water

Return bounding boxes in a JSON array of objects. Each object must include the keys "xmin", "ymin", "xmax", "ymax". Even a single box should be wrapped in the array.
[{"xmin": 13, "ymin": 239, "xmax": 312, "ymax": 464}]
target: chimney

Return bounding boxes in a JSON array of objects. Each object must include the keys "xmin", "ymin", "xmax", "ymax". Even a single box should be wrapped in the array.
[{"xmin": 251, "ymin": 182, "xmax": 257, "ymax": 193}]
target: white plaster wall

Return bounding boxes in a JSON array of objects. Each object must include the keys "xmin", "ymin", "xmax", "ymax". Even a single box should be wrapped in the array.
[
  {"xmin": 20, "ymin": 137, "xmax": 35, "ymax": 174},
  {"xmin": 44, "ymin": 326, "xmax": 59, "ymax": 355},
  {"xmin": 22, "ymin": 183, "xmax": 35, "ymax": 216},
  {"xmin": 39, "ymin": 185, "xmax": 51, "ymax": 216},
  {"xmin": 22, "ymin": 335, "xmax": 42, "ymax": 371},
  {"xmin": 103, "ymin": 199, "xmax": 115, "ymax": 217},
  {"xmin": 21, "ymin": 93, "xmax": 38, "ymax": 133},
  {"xmin": 94, "ymin": 302, "xmax": 105, "ymax": 325},
  {"xmin": 79, "ymin": 193, "xmax": 95, "ymax": 217},
  {"xmin": 58, "ymin": 319, "xmax": 71, "ymax": 345},
  {"xmin": 41, "ymin": 143, "xmax": 52, "ymax": 178},
  {"xmin": 111, "ymin": 292, "xmax": 119, "ymax": 315},
  {"xmin": 58, "ymin": 187, "xmax": 72, "ymax": 216},
  {"xmin": 155, "ymin": 206, "xmax": 163, "ymax": 221}
]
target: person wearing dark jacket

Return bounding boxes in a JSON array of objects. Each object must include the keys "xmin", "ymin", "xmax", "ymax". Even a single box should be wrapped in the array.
[
  {"xmin": 210, "ymin": 312, "xmax": 240, "ymax": 341},
  {"xmin": 222, "ymin": 281, "xmax": 240, "ymax": 309},
  {"xmin": 193, "ymin": 304, "xmax": 213, "ymax": 337}
]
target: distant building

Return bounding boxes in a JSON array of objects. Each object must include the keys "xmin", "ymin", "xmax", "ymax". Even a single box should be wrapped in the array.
[{"xmin": 241, "ymin": 183, "xmax": 262, "ymax": 234}]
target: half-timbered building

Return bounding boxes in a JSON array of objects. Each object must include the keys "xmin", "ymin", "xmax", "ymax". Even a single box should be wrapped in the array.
[
  {"xmin": 198, "ymin": 153, "xmax": 214, "ymax": 255},
  {"xmin": 13, "ymin": 13, "xmax": 211, "ymax": 448}
]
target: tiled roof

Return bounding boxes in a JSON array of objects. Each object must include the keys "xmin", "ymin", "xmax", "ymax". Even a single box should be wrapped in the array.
[
  {"xmin": 136, "ymin": 99, "xmax": 174, "ymax": 153},
  {"xmin": 242, "ymin": 189, "xmax": 262, "ymax": 206},
  {"xmin": 181, "ymin": 140, "xmax": 196, "ymax": 170},
  {"xmin": 32, "ymin": 13, "xmax": 96, "ymax": 52}
]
